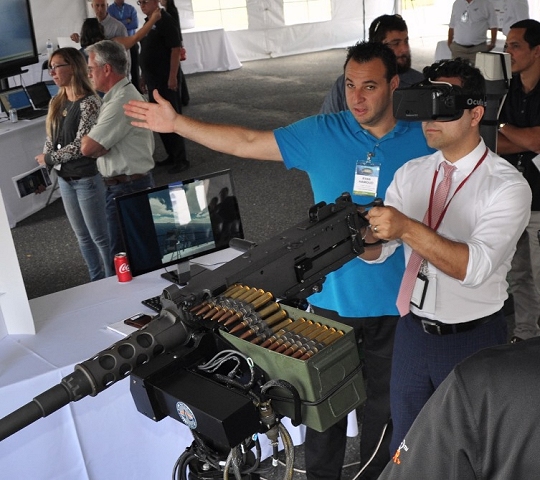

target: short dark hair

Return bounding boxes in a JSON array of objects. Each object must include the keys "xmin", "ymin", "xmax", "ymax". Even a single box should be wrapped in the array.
[
  {"xmin": 423, "ymin": 58, "xmax": 485, "ymax": 98},
  {"xmin": 369, "ymin": 14, "xmax": 408, "ymax": 43},
  {"xmin": 344, "ymin": 41, "xmax": 398, "ymax": 82},
  {"xmin": 510, "ymin": 19, "xmax": 540, "ymax": 48},
  {"xmin": 80, "ymin": 18, "xmax": 105, "ymax": 49}
]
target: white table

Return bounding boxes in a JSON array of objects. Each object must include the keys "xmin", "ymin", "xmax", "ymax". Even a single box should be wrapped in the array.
[
  {"xmin": 0, "ymin": 116, "xmax": 60, "ymax": 228},
  {"xmin": 8, "ymin": 31, "xmax": 242, "ymax": 80},
  {"xmin": 0, "ymin": 269, "xmax": 215, "ymax": 479},
  {"xmin": 182, "ymin": 27, "xmax": 242, "ymax": 74},
  {"xmin": 3, "ymin": 250, "xmax": 366, "ymax": 479}
]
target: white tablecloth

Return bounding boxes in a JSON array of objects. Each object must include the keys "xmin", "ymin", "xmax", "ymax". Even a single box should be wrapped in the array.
[
  {"xmin": 182, "ymin": 27, "xmax": 242, "ymax": 74},
  {"xmin": 0, "ymin": 116, "xmax": 60, "ymax": 228},
  {"xmin": 0, "ymin": 259, "xmax": 362, "ymax": 479}
]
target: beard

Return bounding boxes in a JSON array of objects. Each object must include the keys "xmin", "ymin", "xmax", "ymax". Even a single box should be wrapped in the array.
[{"xmin": 397, "ymin": 54, "xmax": 412, "ymax": 74}]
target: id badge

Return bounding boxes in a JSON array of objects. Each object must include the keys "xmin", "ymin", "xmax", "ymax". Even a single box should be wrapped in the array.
[
  {"xmin": 411, "ymin": 272, "xmax": 436, "ymax": 314},
  {"xmin": 411, "ymin": 273, "xmax": 429, "ymax": 309},
  {"xmin": 353, "ymin": 160, "xmax": 380, "ymax": 197}
]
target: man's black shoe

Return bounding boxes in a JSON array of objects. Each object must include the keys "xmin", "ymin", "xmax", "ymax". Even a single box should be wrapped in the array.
[
  {"xmin": 167, "ymin": 162, "xmax": 190, "ymax": 174},
  {"xmin": 510, "ymin": 336, "xmax": 524, "ymax": 344}
]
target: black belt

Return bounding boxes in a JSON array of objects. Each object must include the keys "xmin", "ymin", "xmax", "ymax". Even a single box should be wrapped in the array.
[
  {"xmin": 60, "ymin": 176, "xmax": 82, "ymax": 182},
  {"xmin": 411, "ymin": 312, "xmax": 497, "ymax": 335},
  {"xmin": 103, "ymin": 173, "xmax": 147, "ymax": 186},
  {"xmin": 455, "ymin": 42, "xmax": 483, "ymax": 48}
]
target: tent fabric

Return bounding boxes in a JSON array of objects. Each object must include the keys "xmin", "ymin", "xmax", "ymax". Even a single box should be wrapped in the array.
[
  {"xmin": 29, "ymin": 0, "xmax": 394, "ymax": 62},
  {"xmin": 30, "ymin": 0, "xmax": 540, "ymax": 64}
]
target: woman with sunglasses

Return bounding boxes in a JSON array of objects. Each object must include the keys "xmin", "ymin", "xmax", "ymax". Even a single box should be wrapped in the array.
[{"xmin": 35, "ymin": 48, "xmax": 113, "ymax": 281}]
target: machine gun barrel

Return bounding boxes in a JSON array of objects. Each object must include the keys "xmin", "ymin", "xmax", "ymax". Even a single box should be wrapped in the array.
[{"xmin": 0, "ymin": 308, "xmax": 192, "ymax": 441}]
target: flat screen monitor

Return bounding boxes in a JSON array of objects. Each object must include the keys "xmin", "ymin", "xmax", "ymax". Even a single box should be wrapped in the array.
[
  {"xmin": 116, "ymin": 169, "xmax": 244, "ymax": 284},
  {"xmin": 0, "ymin": 0, "xmax": 39, "ymax": 81}
]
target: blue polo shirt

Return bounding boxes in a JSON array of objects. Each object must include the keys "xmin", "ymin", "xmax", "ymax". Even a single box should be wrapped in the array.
[{"xmin": 274, "ymin": 111, "xmax": 433, "ymax": 317}]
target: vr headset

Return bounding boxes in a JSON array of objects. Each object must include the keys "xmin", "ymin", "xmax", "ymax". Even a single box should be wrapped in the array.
[{"xmin": 393, "ymin": 80, "xmax": 486, "ymax": 122}]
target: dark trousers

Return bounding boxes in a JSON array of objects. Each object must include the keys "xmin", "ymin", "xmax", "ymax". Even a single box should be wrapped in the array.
[
  {"xmin": 389, "ymin": 310, "xmax": 507, "ymax": 454},
  {"xmin": 129, "ymin": 44, "xmax": 140, "ymax": 93},
  {"xmin": 147, "ymin": 75, "xmax": 188, "ymax": 165},
  {"xmin": 104, "ymin": 172, "xmax": 155, "ymax": 259},
  {"xmin": 305, "ymin": 307, "xmax": 398, "ymax": 480}
]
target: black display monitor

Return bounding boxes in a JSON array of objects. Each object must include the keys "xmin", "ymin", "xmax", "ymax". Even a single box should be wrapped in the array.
[
  {"xmin": 116, "ymin": 169, "xmax": 244, "ymax": 284},
  {"xmin": 0, "ymin": 0, "xmax": 39, "ymax": 83}
]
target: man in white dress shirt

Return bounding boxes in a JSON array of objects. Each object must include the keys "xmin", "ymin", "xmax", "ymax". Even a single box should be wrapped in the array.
[{"xmin": 362, "ymin": 58, "xmax": 531, "ymax": 457}]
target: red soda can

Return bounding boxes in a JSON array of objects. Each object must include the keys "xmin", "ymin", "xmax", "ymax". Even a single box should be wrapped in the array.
[{"xmin": 114, "ymin": 253, "xmax": 132, "ymax": 282}]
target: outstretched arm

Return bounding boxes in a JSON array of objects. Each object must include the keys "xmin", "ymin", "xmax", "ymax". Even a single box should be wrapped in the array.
[
  {"xmin": 124, "ymin": 90, "xmax": 283, "ymax": 161},
  {"xmin": 113, "ymin": 8, "xmax": 161, "ymax": 50}
]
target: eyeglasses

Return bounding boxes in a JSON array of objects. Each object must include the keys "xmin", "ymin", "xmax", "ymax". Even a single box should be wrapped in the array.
[
  {"xmin": 48, "ymin": 63, "xmax": 69, "ymax": 74},
  {"xmin": 137, "ymin": 1, "xmax": 153, "ymax": 5},
  {"xmin": 87, "ymin": 65, "xmax": 104, "ymax": 74}
]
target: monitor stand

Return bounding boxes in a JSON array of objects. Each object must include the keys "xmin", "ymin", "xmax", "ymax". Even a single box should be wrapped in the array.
[{"xmin": 161, "ymin": 262, "xmax": 207, "ymax": 286}]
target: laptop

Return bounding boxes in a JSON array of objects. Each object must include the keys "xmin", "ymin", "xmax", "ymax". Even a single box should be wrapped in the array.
[
  {"xmin": 24, "ymin": 82, "xmax": 52, "ymax": 111},
  {"xmin": 0, "ymin": 85, "xmax": 48, "ymax": 120}
]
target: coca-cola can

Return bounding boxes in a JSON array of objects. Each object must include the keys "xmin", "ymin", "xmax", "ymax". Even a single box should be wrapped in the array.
[{"xmin": 114, "ymin": 252, "xmax": 132, "ymax": 282}]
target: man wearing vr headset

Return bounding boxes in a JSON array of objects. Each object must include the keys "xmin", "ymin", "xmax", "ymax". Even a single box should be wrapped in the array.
[{"xmin": 362, "ymin": 58, "xmax": 531, "ymax": 457}]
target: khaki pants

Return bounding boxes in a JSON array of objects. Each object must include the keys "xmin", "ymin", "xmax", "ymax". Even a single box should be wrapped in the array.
[{"xmin": 449, "ymin": 42, "xmax": 489, "ymax": 65}]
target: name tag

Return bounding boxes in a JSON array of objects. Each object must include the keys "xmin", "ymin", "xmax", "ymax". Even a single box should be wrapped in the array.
[{"xmin": 353, "ymin": 161, "xmax": 380, "ymax": 197}]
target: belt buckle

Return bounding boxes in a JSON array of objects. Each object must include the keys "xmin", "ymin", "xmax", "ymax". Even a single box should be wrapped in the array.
[{"xmin": 421, "ymin": 319, "xmax": 441, "ymax": 335}]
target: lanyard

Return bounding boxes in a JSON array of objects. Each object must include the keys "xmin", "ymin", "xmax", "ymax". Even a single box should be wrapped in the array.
[{"xmin": 427, "ymin": 147, "xmax": 488, "ymax": 231}]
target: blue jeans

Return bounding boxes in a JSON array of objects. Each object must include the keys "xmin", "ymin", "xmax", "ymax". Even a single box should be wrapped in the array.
[
  {"xmin": 104, "ymin": 173, "xmax": 155, "ymax": 259},
  {"xmin": 58, "ymin": 174, "xmax": 113, "ymax": 281}
]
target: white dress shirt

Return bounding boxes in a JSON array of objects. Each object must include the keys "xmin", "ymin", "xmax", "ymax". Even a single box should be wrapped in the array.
[{"xmin": 374, "ymin": 140, "xmax": 531, "ymax": 323}]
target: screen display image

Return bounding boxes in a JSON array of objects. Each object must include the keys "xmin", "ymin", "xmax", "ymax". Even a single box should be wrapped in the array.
[
  {"xmin": 149, "ymin": 180, "xmax": 216, "ymax": 265},
  {"xmin": 116, "ymin": 170, "xmax": 243, "ymax": 282},
  {"xmin": 0, "ymin": 0, "xmax": 39, "ymax": 80},
  {"xmin": 0, "ymin": 87, "xmax": 32, "ymax": 111},
  {"xmin": 14, "ymin": 166, "xmax": 52, "ymax": 198}
]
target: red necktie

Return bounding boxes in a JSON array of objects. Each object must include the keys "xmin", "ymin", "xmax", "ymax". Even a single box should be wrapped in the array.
[{"xmin": 396, "ymin": 162, "xmax": 456, "ymax": 317}]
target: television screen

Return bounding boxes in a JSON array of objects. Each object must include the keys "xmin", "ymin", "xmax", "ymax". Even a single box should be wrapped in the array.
[
  {"xmin": 116, "ymin": 169, "xmax": 244, "ymax": 282},
  {"xmin": 0, "ymin": 0, "xmax": 39, "ymax": 81}
]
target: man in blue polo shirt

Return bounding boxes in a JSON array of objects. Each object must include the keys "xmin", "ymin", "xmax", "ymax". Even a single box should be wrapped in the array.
[
  {"xmin": 108, "ymin": 0, "xmax": 141, "ymax": 90},
  {"xmin": 124, "ymin": 41, "xmax": 433, "ymax": 480}
]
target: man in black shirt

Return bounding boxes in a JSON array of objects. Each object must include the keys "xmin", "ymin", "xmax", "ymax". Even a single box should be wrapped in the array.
[
  {"xmin": 498, "ymin": 19, "xmax": 540, "ymax": 342},
  {"xmin": 139, "ymin": 0, "xmax": 188, "ymax": 174},
  {"xmin": 378, "ymin": 337, "xmax": 540, "ymax": 479}
]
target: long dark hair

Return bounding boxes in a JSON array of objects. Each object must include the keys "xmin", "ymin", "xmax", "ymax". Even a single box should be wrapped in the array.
[{"xmin": 162, "ymin": 0, "xmax": 179, "ymax": 27}]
